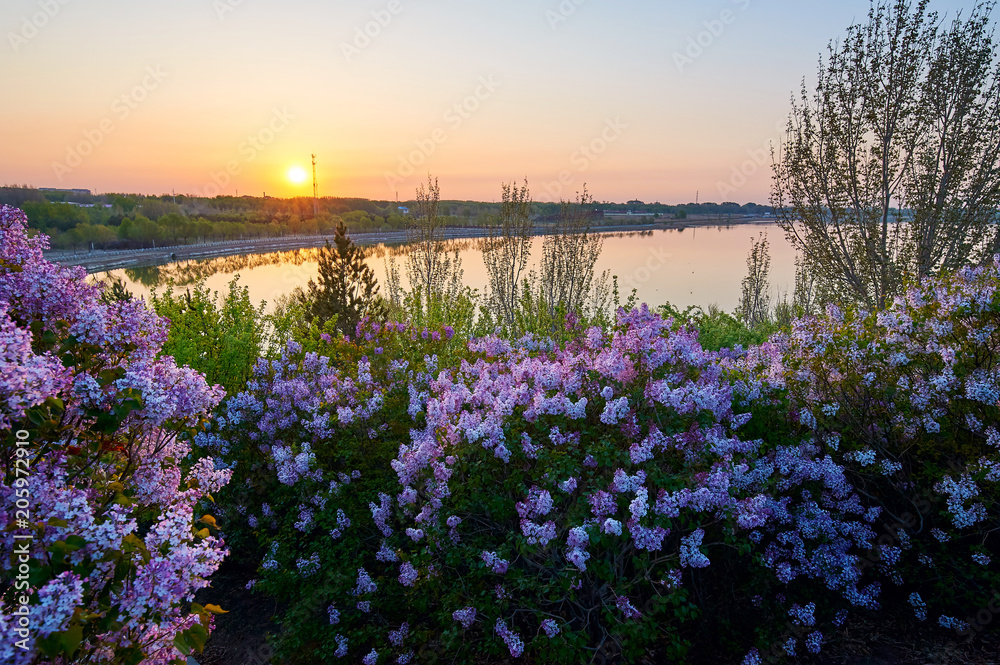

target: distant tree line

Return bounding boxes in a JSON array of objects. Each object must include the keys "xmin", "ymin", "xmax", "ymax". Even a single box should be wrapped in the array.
[{"xmin": 0, "ymin": 185, "xmax": 770, "ymax": 252}]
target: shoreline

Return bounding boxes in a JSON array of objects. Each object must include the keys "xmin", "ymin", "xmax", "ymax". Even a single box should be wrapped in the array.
[{"xmin": 44, "ymin": 217, "xmax": 778, "ymax": 274}]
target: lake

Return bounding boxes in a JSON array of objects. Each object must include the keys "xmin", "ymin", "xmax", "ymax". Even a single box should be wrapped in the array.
[{"xmin": 95, "ymin": 223, "xmax": 799, "ymax": 316}]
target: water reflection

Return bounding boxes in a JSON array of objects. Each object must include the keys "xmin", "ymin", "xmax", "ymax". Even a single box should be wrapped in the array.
[
  {"xmin": 123, "ymin": 248, "xmax": 325, "ymax": 288},
  {"xmin": 96, "ymin": 225, "xmax": 796, "ymax": 314},
  {"xmin": 117, "ymin": 239, "xmax": 491, "ymax": 289}
]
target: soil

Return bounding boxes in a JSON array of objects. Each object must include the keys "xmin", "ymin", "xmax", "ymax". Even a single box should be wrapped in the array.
[
  {"xmin": 191, "ymin": 559, "xmax": 281, "ymax": 665},
  {"xmin": 812, "ymin": 613, "xmax": 1000, "ymax": 665},
  {"xmin": 193, "ymin": 577, "xmax": 1000, "ymax": 665}
]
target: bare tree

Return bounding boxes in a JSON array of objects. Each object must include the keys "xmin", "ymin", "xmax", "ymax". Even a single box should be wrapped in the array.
[
  {"xmin": 536, "ymin": 186, "xmax": 605, "ymax": 320},
  {"xmin": 482, "ymin": 179, "xmax": 533, "ymax": 328},
  {"xmin": 383, "ymin": 254, "xmax": 403, "ymax": 311},
  {"xmin": 405, "ymin": 175, "xmax": 463, "ymax": 309},
  {"xmin": 905, "ymin": 3, "xmax": 1000, "ymax": 278},
  {"xmin": 772, "ymin": 0, "xmax": 1000, "ymax": 310},
  {"xmin": 738, "ymin": 232, "xmax": 772, "ymax": 327},
  {"xmin": 792, "ymin": 255, "xmax": 819, "ymax": 317}
]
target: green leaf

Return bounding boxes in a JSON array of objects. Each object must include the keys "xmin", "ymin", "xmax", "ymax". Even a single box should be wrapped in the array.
[
  {"xmin": 59, "ymin": 624, "xmax": 84, "ymax": 656},
  {"xmin": 120, "ymin": 647, "xmax": 148, "ymax": 665},
  {"xmin": 37, "ymin": 624, "xmax": 84, "ymax": 658},
  {"xmin": 173, "ymin": 632, "xmax": 192, "ymax": 656},
  {"xmin": 189, "ymin": 621, "xmax": 209, "ymax": 651}
]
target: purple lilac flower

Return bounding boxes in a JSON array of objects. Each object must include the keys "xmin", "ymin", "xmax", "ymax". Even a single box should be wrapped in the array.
[
  {"xmin": 495, "ymin": 619, "xmax": 524, "ymax": 658},
  {"xmin": 453, "ymin": 606, "xmax": 476, "ymax": 628},
  {"xmin": 398, "ymin": 561, "xmax": 418, "ymax": 587}
]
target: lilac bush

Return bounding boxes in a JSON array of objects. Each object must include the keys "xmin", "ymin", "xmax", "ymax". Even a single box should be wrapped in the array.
[
  {"xmin": 772, "ymin": 258, "xmax": 1000, "ymax": 631},
  {"xmin": 17, "ymin": 174, "xmax": 979, "ymax": 663},
  {"xmin": 0, "ymin": 206, "xmax": 231, "ymax": 664},
  {"xmin": 211, "ymin": 293, "xmax": 994, "ymax": 662}
]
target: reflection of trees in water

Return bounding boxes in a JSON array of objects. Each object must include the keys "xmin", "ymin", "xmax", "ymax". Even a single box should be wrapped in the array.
[
  {"xmin": 124, "ymin": 265, "xmax": 163, "ymax": 286},
  {"xmin": 119, "ymin": 232, "xmax": 665, "ymax": 289},
  {"xmin": 125, "ymin": 248, "xmax": 323, "ymax": 287},
  {"xmin": 118, "ymin": 241, "xmax": 478, "ymax": 288},
  {"xmin": 364, "ymin": 238, "xmax": 478, "ymax": 259},
  {"xmin": 599, "ymin": 229, "xmax": 655, "ymax": 239}
]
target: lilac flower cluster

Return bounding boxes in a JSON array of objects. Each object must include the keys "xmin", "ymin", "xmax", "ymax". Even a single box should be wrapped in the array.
[
  {"xmin": 452, "ymin": 606, "xmax": 476, "ymax": 628},
  {"xmin": 494, "ymin": 619, "xmax": 525, "ymax": 658},
  {"xmin": 0, "ymin": 206, "xmax": 230, "ymax": 663},
  {"xmin": 215, "ymin": 259, "xmax": 1000, "ymax": 663},
  {"xmin": 480, "ymin": 551, "xmax": 509, "ymax": 574}
]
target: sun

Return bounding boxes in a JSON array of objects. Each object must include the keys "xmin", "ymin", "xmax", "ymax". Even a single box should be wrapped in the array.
[{"xmin": 287, "ymin": 166, "xmax": 308, "ymax": 185}]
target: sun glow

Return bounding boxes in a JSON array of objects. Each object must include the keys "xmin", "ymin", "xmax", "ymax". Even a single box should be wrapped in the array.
[{"xmin": 287, "ymin": 166, "xmax": 308, "ymax": 185}]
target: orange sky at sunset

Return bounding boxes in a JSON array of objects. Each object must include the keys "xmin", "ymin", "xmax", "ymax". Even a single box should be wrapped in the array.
[{"xmin": 0, "ymin": 0, "xmax": 982, "ymax": 204}]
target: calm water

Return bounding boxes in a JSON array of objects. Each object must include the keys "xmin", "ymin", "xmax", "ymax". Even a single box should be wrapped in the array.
[{"xmin": 96, "ymin": 224, "xmax": 798, "ymax": 315}]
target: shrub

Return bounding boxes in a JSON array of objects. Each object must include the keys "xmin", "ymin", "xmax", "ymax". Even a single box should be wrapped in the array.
[
  {"xmin": 150, "ymin": 276, "xmax": 267, "ymax": 395},
  {"xmin": 212, "ymin": 302, "xmax": 982, "ymax": 663},
  {"xmin": 773, "ymin": 260, "xmax": 1000, "ymax": 630},
  {"xmin": 0, "ymin": 205, "xmax": 231, "ymax": 664}
]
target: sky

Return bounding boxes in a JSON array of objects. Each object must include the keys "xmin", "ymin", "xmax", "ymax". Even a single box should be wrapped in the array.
[{"xmin": 0, "ymin": 0, "xmax": 985, "ymax": 204}]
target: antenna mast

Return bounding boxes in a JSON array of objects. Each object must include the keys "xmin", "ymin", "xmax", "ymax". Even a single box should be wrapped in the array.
[{"xmin": 312, "ymin": 153, "xmax": 318, "ymax": 216}]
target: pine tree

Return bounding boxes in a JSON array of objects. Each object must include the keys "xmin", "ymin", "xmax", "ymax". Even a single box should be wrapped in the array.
[{"xmin": 307, "ymin": 220, "xmax": 383, "ymax": 336}]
